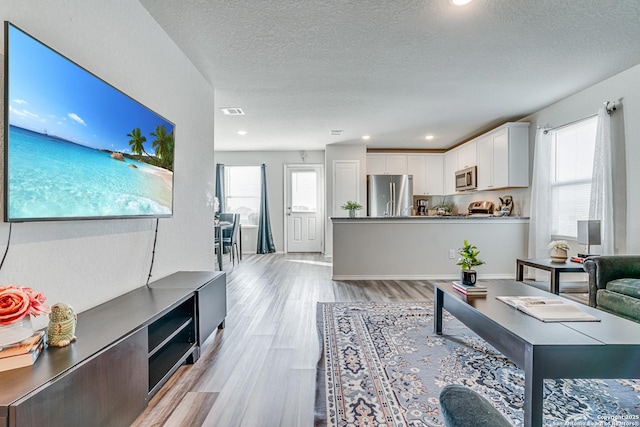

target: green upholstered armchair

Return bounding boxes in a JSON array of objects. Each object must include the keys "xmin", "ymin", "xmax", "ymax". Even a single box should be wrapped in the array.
[{"xmin": 583, "ymin": 256, "xmax": 640, "ymax": 322}]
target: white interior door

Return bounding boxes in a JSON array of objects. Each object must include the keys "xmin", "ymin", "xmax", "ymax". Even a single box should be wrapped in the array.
[{"xmin": 285, "ymin": 164, "xmax": 324, "ymax": 253}]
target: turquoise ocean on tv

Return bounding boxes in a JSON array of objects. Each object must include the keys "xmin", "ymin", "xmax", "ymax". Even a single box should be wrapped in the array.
[{"xmin": 8, "ymin": 126, "xmax": 173, "ymax": 220}]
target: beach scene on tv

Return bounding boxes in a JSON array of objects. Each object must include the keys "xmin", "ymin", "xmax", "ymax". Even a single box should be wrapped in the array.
[{"xmin": 6, "ymin": 25, "xmax": 174, "ymax": 221}]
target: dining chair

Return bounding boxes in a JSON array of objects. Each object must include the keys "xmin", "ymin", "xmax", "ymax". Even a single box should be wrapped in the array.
[
  {"xmin": 215, "ymin": 213, "xmax": 234, "ymax": 269},
  {"xmin": 222, "ymin": 213, "xmax": 241, "ymax": 264},
  {"xmin": 213, "ymin": 239, "xmax": 221, "ymax": 269}
]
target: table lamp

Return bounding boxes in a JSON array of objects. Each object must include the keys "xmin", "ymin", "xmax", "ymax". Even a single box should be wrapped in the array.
[{"xmin": 577, "ymin": 220, "xmax": 601, "ymax": 258}]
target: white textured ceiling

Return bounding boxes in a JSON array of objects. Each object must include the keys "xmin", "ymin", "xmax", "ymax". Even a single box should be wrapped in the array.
[{"xmin": 140, "ymin": 0, "xmax": 640, "ymax": 151}]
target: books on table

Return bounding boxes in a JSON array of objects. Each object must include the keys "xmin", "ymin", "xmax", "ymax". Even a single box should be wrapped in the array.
[
  {"xmin": 452, "ymin": 281, "xmax": 487, "ymax": 296},
  {"xmin": 0, "ymin": 330, "xmax": 46, "ymax": 372},
  {"xmin": 496, "ymin": 296, "xmax": 600, "ymax": 322}
]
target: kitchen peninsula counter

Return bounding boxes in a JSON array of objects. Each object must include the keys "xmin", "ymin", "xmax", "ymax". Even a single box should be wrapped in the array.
[
  {"xmin": 330, "ymin": 216, "xmax": 529, "ymax": 280},
  {"xmin": 332, "ymin": 216, "xmax": 530, "ymax": 221}
]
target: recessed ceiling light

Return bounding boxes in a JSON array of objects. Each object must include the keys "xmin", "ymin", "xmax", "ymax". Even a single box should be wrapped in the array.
[
  {"xmin": 425, "ymin": 135, "xmax": 435, "ymax": 140},
  {"xmin": 362, "ymin": 135, "xmax": 371, "ymax": 140},
  {"xmin": 237, "ymin": 130, "xmax": 247, "ymax": 136},
  {"xmin": 450, "ymin": 0, "xmax": 472, "ymax": 5},
  {"xmin": 220, "ymin": 107, "xmax": 245, "ymax": 116}
]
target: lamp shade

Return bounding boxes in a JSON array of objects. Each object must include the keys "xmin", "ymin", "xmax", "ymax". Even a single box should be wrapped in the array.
[{"xmin": 577, "ymin": 220, "xmax": 601, "ymax": 245}]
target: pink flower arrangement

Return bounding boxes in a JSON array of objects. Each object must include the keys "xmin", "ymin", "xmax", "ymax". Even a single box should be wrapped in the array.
[{"xmin": 0, "ymin": 285, "xmax": 50, "ymax": 326}]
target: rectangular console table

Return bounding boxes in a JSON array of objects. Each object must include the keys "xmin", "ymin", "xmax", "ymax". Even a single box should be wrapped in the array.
[
  {"xmin": 434, "ymin": 280, "xmax": 640, "ymax": 427},
  {"xmin": 516, "ymin": 258, "xmax": 585, "ymax": 294},
  {"xmin": 0, "ymin": 271, "xmax": 226, "ymax": 427}
]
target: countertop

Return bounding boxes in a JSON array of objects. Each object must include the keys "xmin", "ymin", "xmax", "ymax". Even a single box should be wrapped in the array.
[{"xmin": 331, "ymin": 215, "xmax": 529, "ymax": 221}]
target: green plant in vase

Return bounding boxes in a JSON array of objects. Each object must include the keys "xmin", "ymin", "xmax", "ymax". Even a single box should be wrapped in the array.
[
  {"xmin": 432, "ymin": 197, "xmax": 453, "ymax": 216},
  {"xmin": 341, "ymin": 201, "xmax": 363, "ymax": 218},
  {"xmin": 456, "ymin": 239, "xmax": 485, "ymax": 285}
]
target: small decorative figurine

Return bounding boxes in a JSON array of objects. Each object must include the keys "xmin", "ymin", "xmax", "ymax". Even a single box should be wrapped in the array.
[
  {"xmin": 497, "ymin": 195, "xmax": 514, "ymax": 216},
  {"xmin": 47, "ymin": 303, "xmax": 77, "ymax": 347}
]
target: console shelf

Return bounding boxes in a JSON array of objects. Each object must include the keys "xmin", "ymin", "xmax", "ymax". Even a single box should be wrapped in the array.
[
  {"xmin": 149, "ymin": 340, "xmax": 196, "ymax": 396},
  {"xmin": 148, "ymin": 316, "xmax": 193, "ymax": 358},
  {"xmin": 147, "ymin": 298, "xmax": 197, "ymax": 396},
  {"xmin": 0, "ymin": 271, "xmax": 226, "ymax": 427}
]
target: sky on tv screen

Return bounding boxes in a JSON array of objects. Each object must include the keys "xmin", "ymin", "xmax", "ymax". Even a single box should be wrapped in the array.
[{"xmin": 7, "ymin": 24, "xmax": 174, "ymax": 154}]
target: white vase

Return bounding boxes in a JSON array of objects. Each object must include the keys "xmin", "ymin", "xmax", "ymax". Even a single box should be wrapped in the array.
[
  {"xmin": 0, "ymin": 315, "xmax": 34, "ymax": 347},
  {"xmin": 550, "ymin": 247, "xmax": 568, "ymax": 263},
  {"xmin": 349, "ymin": 210, "xmax": 356, "ymax": 218}
]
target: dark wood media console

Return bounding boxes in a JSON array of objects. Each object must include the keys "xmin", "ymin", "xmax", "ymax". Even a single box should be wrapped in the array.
[{"xmin": 0, "ymin": 271, "xmax": 226, "ymax": 427}]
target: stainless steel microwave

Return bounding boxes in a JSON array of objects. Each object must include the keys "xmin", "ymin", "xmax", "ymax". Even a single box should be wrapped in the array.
[{"xmin": 455, "ymin": 166, "xmax": 477, "ymax": 191}]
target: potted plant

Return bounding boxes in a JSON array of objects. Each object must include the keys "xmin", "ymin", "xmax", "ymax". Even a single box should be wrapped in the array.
[
  {"xmin": 341, "ymin": 201, "xmax": 363, "ymax": 218},
  {"xmin": 456, "ymin": 239, "xmax": 485, "ymax": 285},
  {"xmin": 432, "ymin": 197, "xmax": 453, "ymax": 216},
  {"xmin": 548, "ymin": 240, "xmax": 570, "ymax": 263}
]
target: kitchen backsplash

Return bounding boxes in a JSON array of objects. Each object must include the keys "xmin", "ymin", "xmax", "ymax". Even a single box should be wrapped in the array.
[{"xmin": 413, "ymin": 187, "xmax": 530, "ymax": 216}]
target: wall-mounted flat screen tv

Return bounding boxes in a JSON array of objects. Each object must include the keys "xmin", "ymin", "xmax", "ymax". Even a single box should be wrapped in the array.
[{"xmin": 3, "ymin": 22, "xmax": 175, "ymax": 222}]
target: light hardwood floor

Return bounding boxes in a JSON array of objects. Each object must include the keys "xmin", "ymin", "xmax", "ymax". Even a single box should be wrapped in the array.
[
  {"xmin": 132, "ymin": 253, "xmax": 588, "ymax": 427},
  {"xmin": 131, "ymin": 253, "xmax": 435, "ymax": 427}
]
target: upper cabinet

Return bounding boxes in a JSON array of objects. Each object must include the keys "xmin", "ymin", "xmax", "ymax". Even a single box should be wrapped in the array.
[
  {"xmin": 366, "ymin": 155, "xmax": 387, "ymax": 175},
  {"xmin": 407, "ymin": 154, "xmax": 444, "ymax": 196},
  {"xmin": 456, "ymin": 140, "xmax": 477, "ymax": 170},
  {"xmin": 476, "ymin": 135, "xmax": 493, "ymax": 189},
  {"xmin": 385, "ymin": 155, "xmax": 408, "ymax": 175},
  {"xmin": 366, "ymin": 154, "xmax": 407, "ymax": 175},
  {"xmin": 367, "ymin": 153, "xmax": 444, "ymax": 196},
  {"xmin": 367, "ymin": 121, "xmax": 529, "ymax": 196},
  {"xmin": 443, "ymin": 151, "xmax": 458, "ymax": 195},
  {"xmin": 476, "ymin": 122, "xmax": 530, "ymax": 191}
]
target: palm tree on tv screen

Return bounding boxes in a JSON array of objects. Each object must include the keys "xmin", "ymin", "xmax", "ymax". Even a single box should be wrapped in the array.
[
  {"xmin": 150, "ymin": 124, "xmax": 174, "ymax": 171},
  {"xmin": 127, "ymin": 127, "xmax": 148, "ymax": 156}
]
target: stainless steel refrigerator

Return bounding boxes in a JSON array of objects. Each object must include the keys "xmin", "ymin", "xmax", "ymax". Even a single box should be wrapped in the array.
[{"xmin": 367, "ymin": 175, "xmax": 413, "ymax": 217}]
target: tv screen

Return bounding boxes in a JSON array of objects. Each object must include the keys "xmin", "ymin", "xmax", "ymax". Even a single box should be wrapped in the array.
[{"xmin": 3, "ymin": 22, "xmax": 175, "ymax": 222}]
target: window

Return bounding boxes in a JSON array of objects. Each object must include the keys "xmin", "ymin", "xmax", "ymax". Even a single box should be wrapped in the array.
[
  {"xmin": 550, "ymin": 117, "xmax": 597, "ymax": 238},
  {"xmin": 224, "ymin": 166, "xmax": 261, "ymax": 225},
  {"xmin": 290, "ymin": 170, "xmax": 318, "ymax": 212}
]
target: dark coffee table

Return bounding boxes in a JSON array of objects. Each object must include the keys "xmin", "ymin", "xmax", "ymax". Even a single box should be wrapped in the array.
[{"xmin": 434, "ymin": 280, "xmax": 640, "ymax": 427}]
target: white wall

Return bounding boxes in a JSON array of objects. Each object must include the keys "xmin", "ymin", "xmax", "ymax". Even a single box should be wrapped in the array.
[
  {"xmin": 520, "ymin": 63, "xmax": 640, "ymax": 254},
  {"xmin": 214, "ymin": 150, "xmax": 325, "ymax": 253},
  {"xmin": 0, "ymin": 1, "xmax": 216, "ymax": 325}
]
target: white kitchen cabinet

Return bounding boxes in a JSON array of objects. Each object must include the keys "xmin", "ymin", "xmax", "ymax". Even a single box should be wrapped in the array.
[
  {"xmin": 425, "ymin": 155, "xmax": 444, "ymax": 195},
  {"xmin": 476, "ymin": 122, "xmax": 529, "ymax": 191},
  {"xmin": 385, "ymin": 155, "xmax": 408, "ymax": 174},
  {"xmin": 443, "ymin": 150, "xmax": 458, "ymax": 195},
  {"xmin": 366, "ymin": 155, "xmax": 386, "ymax": 175},
  {"xmin": 366, "ymin": 154, "xmax": 407, "ymax": 175},
  {"xmin": 476, "ymin": 135, "xmax": 492, "ymax": 190},
  {"xmin": 457, "ymin": 140, "xmax": 477, "ymax": 170},
  {"xmin": 407, "ymin": 154, "xmax": 444, "ymax": 195},
  {"xmin": 407, "ymin": 155, "xmax": 426, "ymax": 194}
]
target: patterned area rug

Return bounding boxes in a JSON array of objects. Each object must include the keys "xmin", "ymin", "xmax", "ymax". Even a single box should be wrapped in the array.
[{"xmin": 315, "ymin": 302, "xmax": 640, "ymax": 426}]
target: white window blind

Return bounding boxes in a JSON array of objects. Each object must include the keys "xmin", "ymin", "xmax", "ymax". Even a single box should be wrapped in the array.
[{"xmin": 550, "ymin": 116, "xmax": 597, "ymax": 238}]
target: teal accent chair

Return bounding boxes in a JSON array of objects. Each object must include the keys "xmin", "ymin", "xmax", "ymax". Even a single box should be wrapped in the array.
[{"xmin": 583, "ymin": 256, "xmax": 640, "ymax": 323}]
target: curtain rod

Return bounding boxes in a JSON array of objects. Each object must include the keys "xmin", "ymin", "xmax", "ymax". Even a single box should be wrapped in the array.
[{"xmin": 543, "ymin": 101, "xmax": 616, "ymax": 134}]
